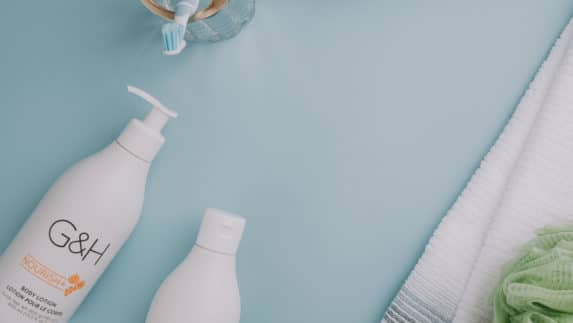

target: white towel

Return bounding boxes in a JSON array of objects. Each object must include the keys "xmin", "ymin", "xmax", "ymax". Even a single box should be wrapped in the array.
[
  {"xmin": 453, "ymin": 19, "xmax": 573, "ymax": 323},
  {"xmin": 383, "ymin": 18, "xmax": 573, "ymax": 323}
]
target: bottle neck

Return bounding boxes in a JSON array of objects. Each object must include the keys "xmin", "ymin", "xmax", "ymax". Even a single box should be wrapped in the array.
[
  {"xmin": 116, "ymin": 119, "xmax": 165, "ymax": 163},
  {"xmin": 94, "ymin": 140, "xmax": 148, "ymax": 166},
  {"xmin": 187, "ymin": 244, "xmax": 236, "ymax": 265},
  {"xmin": 194, "ymin": 244, "xmax": 236, "ymax": 257}
]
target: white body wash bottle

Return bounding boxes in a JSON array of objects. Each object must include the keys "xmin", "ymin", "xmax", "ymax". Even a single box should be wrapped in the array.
[
  {"xmin": 0, "ymin": 86, "xmax": 177, "ymax": 323},
  {"xmin": 146, "ymin": 208, "xmax": 246, "ymax": 323}
]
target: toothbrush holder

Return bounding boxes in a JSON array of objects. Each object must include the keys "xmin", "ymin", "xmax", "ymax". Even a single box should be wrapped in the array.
[
  {"xmin": 140, "ymin": 0, "xmax": 226, "ymax": 22},
  {"xmin": 141, "ymin": 0, "xmax": 256, "ymax": 42}
]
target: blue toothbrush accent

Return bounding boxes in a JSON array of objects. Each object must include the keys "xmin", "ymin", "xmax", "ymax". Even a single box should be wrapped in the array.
[
  {"xmin": 161, "ymin": 0, "xmax": 199, "ymax": 56},
  {"xmin": 162, "ymin": 23, "xmax": 186, "ymax": 55}
]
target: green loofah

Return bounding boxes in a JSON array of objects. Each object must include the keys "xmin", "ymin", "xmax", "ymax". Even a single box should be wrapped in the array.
[{"xmin": 493, "ymin": 226, "xmax": 573, "ymax": 323}]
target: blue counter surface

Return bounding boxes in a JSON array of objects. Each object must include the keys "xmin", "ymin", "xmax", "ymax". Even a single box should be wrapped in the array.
[{"xmin": 0, "ymin": 1, "xmax": 572, "ymax": 322}]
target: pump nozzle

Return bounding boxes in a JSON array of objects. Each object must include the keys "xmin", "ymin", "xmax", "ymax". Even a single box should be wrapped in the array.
[
  {"xmin": 116, "ymin": 85, "xmax": 179, "ymax": 162},
  {"xmin": 127, "ymin": 85, "xmax": 178, "ymax": 132}
]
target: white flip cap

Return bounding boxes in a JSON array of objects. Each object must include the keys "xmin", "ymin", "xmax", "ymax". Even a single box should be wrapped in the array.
[
  {"xmin": 117, "ymin": 86, "xmax": 178, "ymax": 162},
  {"xmin": 196, "ymin": 209, "xmax": 246, "ymax": 255}
]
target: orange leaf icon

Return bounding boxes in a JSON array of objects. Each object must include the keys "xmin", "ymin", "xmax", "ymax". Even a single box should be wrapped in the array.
[{"xmin": 68, "ymin": 274, "xmax": 81, "ymax": 285}]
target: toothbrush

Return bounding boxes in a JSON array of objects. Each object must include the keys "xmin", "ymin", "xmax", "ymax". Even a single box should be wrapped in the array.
[
  {"xmin": 162, "ymin": 0, "xmax": 200, "ymax": 56},
  {"xmin": 162, "ymin": 23, "xmax": 186, "ymax": 56}
]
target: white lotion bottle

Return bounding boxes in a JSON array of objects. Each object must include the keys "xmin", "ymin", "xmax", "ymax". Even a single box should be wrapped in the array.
[
  {"xmin": 0, "ymin": 86, "xmax": 177, "ymax": 323},
  {"xmin": 146, "ymin": 208, "xmax": 246, "ymax": 323}
]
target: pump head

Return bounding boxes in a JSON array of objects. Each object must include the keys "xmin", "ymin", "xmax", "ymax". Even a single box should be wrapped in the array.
[
  {"xmin": 127, "ymin": 85, "xmax": 178, "ymax": 132},
  {"xmin": 116, "ymin": 86, "xmax": 179, "ymax": 162}
]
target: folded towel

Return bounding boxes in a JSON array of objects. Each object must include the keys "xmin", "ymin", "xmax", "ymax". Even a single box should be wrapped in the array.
[
  {"xmin": 383, "ymin": 18, "xmax": 573, "ymax": 323},
  {"xmin": 453, "ymin": 19, "xmax": 573, "ymax": 323}
]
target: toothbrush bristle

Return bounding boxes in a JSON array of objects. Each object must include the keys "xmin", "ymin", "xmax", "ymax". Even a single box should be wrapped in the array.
[{"xmin": 162, "ymin": 23, "xmax": 186, "ymax": 54}]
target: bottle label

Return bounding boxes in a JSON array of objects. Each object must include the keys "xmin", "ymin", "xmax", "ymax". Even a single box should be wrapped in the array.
[
  {"xmin": 0, "ymin": 218, "xmax": 114, "ymax": 323},
  {"xmin": 1, "ymin": 256, "xmax": 83, "ymax": 322},
  {"xmin": 48, "ymin": 219, "xmax": 111, "ymax": 267}
]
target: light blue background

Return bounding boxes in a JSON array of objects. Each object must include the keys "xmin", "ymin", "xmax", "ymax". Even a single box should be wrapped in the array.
[{"xmin": 1, "ymin": 1, "xmax": 572, "ymax": 322}]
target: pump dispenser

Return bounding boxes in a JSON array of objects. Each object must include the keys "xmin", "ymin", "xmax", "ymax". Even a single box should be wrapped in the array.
[
  {"xmin": 0, "ymin": 86, "xmax": 177, "ymax": 323},
  {"xmin": 117, "ymin": 85, "xmax": 178, "ymax": 162}
]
